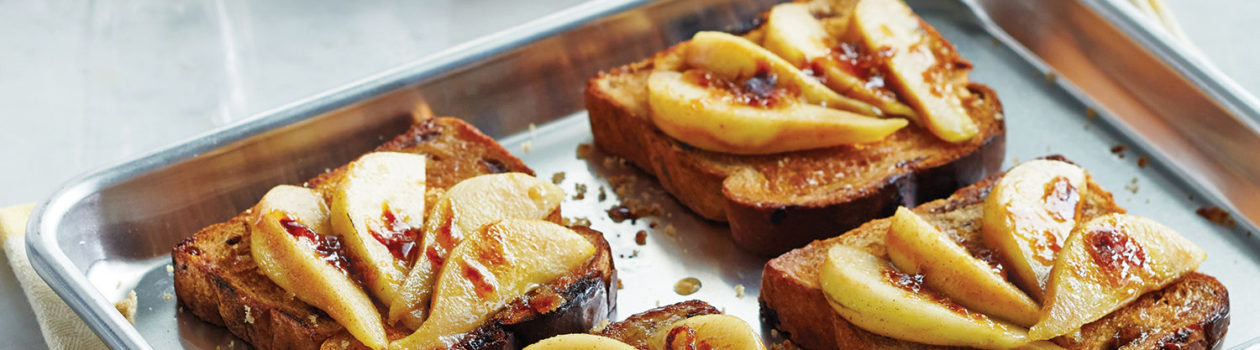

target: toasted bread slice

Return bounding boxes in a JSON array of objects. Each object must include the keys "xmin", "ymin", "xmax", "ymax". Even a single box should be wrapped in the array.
[
  {"xmin": 760, "ymin": 169, "xmax": 1230, "ymax": 349},
  {"xmin": 585, "ymin": 0, "xmax": 1005, "ymax": 256},
  {"xmin": 595, "ymin": 300, "xmax": 722, "ymax": 349},
  {"xmin": 173, "ymin": 117, "xmax": 617, "ymax": 349}
]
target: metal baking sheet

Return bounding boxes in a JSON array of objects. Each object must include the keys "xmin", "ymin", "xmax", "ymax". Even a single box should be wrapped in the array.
[{"xmin": 26, "ymin": 0, "xmax": 1260, "ymax": 349}]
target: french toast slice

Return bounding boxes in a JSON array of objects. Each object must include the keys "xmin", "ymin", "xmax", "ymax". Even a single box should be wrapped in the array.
[
  {"xmin": 760, "ymin": 169, "xmax": 1230, "ymax": 349},
  {"xmin": 173, "ymin": 117, "xmax": 617, "ymax": 349},
  {"xmin": 585, "ymin": 0, "xmax": 1005, "ymax": 256},
  {"xmin": 595, "ymin": 300, "xmax": 722, "ymax": 349}
]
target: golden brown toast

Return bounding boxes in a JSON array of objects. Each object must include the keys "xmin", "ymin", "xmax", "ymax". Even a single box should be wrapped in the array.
[
  {"xmin": 172, "ymin": 117, "xmax": 617, "ymax": 349},
  {"xmin": 584, "ymin": 0, "xmax": 1005, "ymax": 256},
  {"xmin": 760, "ymin": 167, "xmax": 1230, "ymax": 350},
  {"xmin": 595, "ymin": 300, "xmax": 722, "ymax": 349}
]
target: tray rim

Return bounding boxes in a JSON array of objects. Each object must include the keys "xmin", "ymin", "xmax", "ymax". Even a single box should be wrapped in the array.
[{"xmin": 26, "ymin": 0, "xmax": 1260, "ymax": 348}]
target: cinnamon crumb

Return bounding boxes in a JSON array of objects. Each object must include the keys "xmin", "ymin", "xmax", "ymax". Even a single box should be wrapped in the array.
[
  {"xmin": 573, "ymin": 183, "xmax": 587, "ymax": 200},
  {"xmin": 114, "ymin": 290, "xmax": 137, "ymax": 324},
  {"xmin": 1111, "ymin": 145, "xmax": 1127, "ymax": 158},
  {"xmin": 576, "ymin": 143, "xmax": 594, "ymax": 160},
  {"xmin": 635, "ymin": 230, "xmax": 648, "ymax": 245},
  {"xmin": 1138, "ymin": 156, "xmax": 1149, "ymax": 168},
  {"xmin": 1196, "ymin": 206, "xmax": 1236, "ymax": 228},
  {"xmin": 598, "ymin": 186, "xmax": 607, "ymax": 201},
  {"xmin": 551, "ymin": 172, "xmax": 565, "ymax": 185}
]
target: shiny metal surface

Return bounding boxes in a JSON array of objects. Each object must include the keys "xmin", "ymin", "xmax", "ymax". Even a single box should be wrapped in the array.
[{"xmin": 25, "ymin": 0, "xmax": 1260, "ymax": 349}]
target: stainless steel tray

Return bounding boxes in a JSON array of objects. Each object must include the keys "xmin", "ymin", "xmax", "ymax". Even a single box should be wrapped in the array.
[{"xmin": 27, "ymin": 0, "xmax": 1260, "ymax": 348}]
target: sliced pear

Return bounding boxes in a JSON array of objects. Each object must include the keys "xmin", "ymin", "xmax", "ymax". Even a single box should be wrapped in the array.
[
  {"xmin": 249, "ymin": 185, "xmax": 387, "ymax": 349},
  {"xmin": 329, "ymin": 152, "xmax": 426, "ymax": 311},
  {"xmin": 647, "ymin": 70, "xmax": 908, "ymax": 154},
  {"xmin": 389, "ymin": 219, "xmax": 596, "ymax": 349},
  {"xmin": 887, "ymin": 207, "xmax": 1040, "ymax": 327},
  {"xmin": 388, "ymin": 173, "xmax": 565, "ymax": 329},
  {"xmin": 762, "ymin": 3, "xmax": 917, "ymax": 118},
  {"xmin": 981, "ymin": 159, "xmax": 1089, "ymax": 301},
  {"xmin": 1029, "ymin": 214, "xmax": 1206, "ymax": 339},
  {"xmin": 852, "ymin": 0, "xmax": 978, "ymax": 142},
  {"xmin": 647, "ymin": 314, "xmax": 766, "ymax": 350},
  {"xmin": 820, "ymin": 244, "xmax": 1033, "ymax": 349},
  {"xmin": 685, "ymin": 31, "xmax": 879, "ymax": 115},
  {"xmin": 525, "ymin": 334, "xmax": 638, "ymax": 350}
]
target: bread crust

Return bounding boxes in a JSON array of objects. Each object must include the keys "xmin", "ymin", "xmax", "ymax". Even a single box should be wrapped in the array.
[
  {"xmin": 759, "ymin": 170, "xmax": 1230, "ymax": 350},
  {"xmin": 584, "ymin": 8, "xmax": 1005, "ymax": 256},
  {"xmin": 173, "ymin": 117, "xmax": 616, "ymax": 349}
]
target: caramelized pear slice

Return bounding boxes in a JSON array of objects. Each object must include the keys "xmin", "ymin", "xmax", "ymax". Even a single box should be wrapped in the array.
[
  {"xmin": 762, "ymin": 3, "xmax": 917, "ymax": 117},
  {"xmin": 981, "ymin": 159, "xmax": 1088, "ymax": 301},
  {"xmin": 525, "ymin": 334, "xmax": 638, "ymax": 350},
  {"xmin": 647, "ymin": 70, "xmax": 907, "ymax": 154},
  {"xmin": 852, "ymin": 0, "xmax": 978, "ymax": 142},
  {"xmin": 329, "ymin": 152, "xmax": 426, "ymax": 310},
  {"xmin": 389, "ymin": 219, "xmax": 596, "ymax": 349},
  {"xmin": 1029, "ymin": 214, "xmax": 1206, "ymax": 340},
  {"xmin": 647, "ymin": 314, "xmax": 766, "ymax": 350},
  {"xmin": 250, "ymin": 185, "xmax": 387, "ymax": 349},
  {"xmin": 820, "ymin": 244, "xmax": 1033, "ymax": 349},
  {"xmin": 684, "ymin": 31, "xmax": 879, "ymax": 116},
  {"xmin": 388, "ymin": 173, "xmax": 565, "ymax": 329},
  {"xmin": 887, "ymin": 207, "xmax": 1040, "ymax": 327}
]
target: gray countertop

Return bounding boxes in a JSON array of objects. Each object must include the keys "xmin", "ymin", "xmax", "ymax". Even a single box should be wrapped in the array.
[{"xmin": 0, "ymin": 0, "xmax": 1255, "ymax": 348}]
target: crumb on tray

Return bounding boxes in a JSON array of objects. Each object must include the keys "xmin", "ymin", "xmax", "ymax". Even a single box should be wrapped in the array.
[{"xmin": 114, "ymin": 290, "xmax": 137, "ymax": 324}]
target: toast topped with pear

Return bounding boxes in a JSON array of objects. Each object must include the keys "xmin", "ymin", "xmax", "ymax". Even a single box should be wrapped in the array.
[
  {"xmin": 585, "ymin": 0, "xmax": 1005, "ymax": 255},
  {"xmin": 526, "ymin": 300, "xmax": 766, "ymax": 350},
  {"xmin": 173, "ymin": 117, "xmax": 617, "ymax": 350},
  {"xmin": 761, "ymin": 158, "xmax": 1230, "ymax": 349}
]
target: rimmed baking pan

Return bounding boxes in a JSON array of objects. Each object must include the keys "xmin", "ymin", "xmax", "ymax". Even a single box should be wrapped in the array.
[{"xmin": 27, "ymin": 0, "xmax": 1260, "ymax": 348}]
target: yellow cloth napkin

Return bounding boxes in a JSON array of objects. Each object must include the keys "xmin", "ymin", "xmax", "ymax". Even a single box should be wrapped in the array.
[{"xmin": 0, "ymin": 204, "xmax": 109, "ymax": 350}]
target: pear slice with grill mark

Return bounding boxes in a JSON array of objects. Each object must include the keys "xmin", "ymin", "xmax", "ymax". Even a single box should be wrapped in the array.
[
  {"xmin": 887, "ymin": 207, "xmax": 1040, "ymax": 327},
  {"xmin": 684, "ymin": 31, "xmax": 880, "ymax": 116},
  {"xmin": 250, "ymin": 185, "xmax": 387, "ymax": 349},
  {"xmin": 820, "ymin": 244, "xmax": 1034, "ymax": 349},
  {"xmin": 389, "ymin": 219, "xmax": 596, "ymax": 350},
  {"xmin": 981, "ymin": 159, "xmax": 1088, "ymax": 302},
  {"xmin": 852, "ymin": 0, "xmax": 978, "ymax": 142},
  {"xmin": 1030, "ymin": 214, "xmax": 1206, "ymax": 340},
  {"xmin": 525, "ymin": 334, "xmax": 638, "ymax": 350},
  {"xmin": 387, "ymin": 173, "xmax": 565, "ymax": 329},
  {"xmin": 761, "ymin": 3, "xmax": 917, "ymax": 118},
  {"xmin": 329, "ymin": 152, "xmax": 426, "ymax": 311},
  {"xmin": 647, "ymin": 70, "xmax": 908, "ymax": 154}
]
